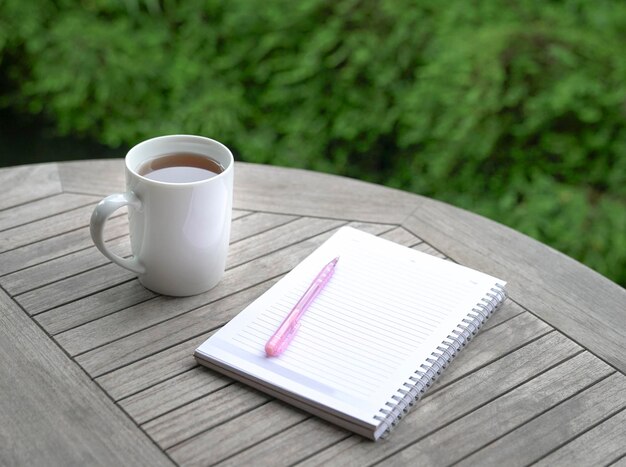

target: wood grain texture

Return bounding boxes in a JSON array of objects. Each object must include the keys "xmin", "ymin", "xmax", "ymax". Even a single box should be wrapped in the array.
[
  {"xmin": 432, "ymin": 310, "xmax": 552, "ymax": 388},
  {"xmin": 111, "ymin": 229, "xmax": 422, "ymax": 428},
  {"xmin": 35, "ymin": 279, "xmax": 156, "ymax": 335},
  {"xmin": 375, "ymin": 226, "xmax": 423, "ymax": 247},
  {"xmin": 120, "ymin": 367, "xmax": 232, "ymax": 424},
  {"xmin": 55, "ymin": 159, "xmax": 626, "ymax": 377},
  {"xmin": 402, "ymin": 200, "xmax": 626, "ymax": 373},
  {"xmin": 229, "ymin": 211, "xmax": 296, "ymax": 243},
  {"xmin": 2, "ymin": 235, "xmax": 131, "ymax": 296},
  {"xmin": 11, "ymin": 213, "xmax": 293, "ymax": 300},
  {"xmin": 97, "ymin": 331, "xmax": 215, "ymax": 401},
  {"xmin": 168, "ymin": 400, "xmax": 307, "ymax": 466},
  {"xmin": 16, "ymin": 261, "xmax": 136, "ymax": 315},
  {"xmin": 78, "ymin": 277, "xmax": 281, "ymax": 378},
  {"xmin": 218, "ymin": 417, "xmax": 349, "ymax": 467},
  {"xmin": 0, "ymin": 163, "xmax": 62, "ymax": 210},
  {"xmin": 234, "ymin": 162, "xmax": 419, "ymax": 223},
  {"xmin": 3, "ymin": 160, "xmax": 623, "ymax": 465},
  {"xmin": 534, "ymin": 408, "xmax": 626, "ymax": 466},
  {"xmin": 31, "ymin": 210, "xmax": 274, "ymax": 333},
  {"xmin": 456, "ymin": 372, "xmax": 626, "ymax": 467},
  {"xmin": 476, "ymin": 297, "xmax": 525, "ymax": 331},
  {"xmin": 231, "ymin": 209, "xmax": 254, "ymax": 220},
  {"xmin": 0, "ymin": 213, "xmax": 128, "ymax": 276},
  {"xmin": 58, "ymin": 159, "xmax": 418, "ymax": 224},
  {"xmin": 59, "ymin": 221, "xmax": 343, "ymax": 357},
  {"xmin": 298, "ymin": 332, "xmax": 581, "ymax": 467},
  {"xmin": 61, "ymin": 222, "xmax": 389, "ymax": 361},
  {"xmin": 412, "ymin": 241, "xmax": 447, "ymax": 259},
  {"xmin": 0, "ymin": 192, "xmax": 99, "ymax": 232},
  {"xmin": 0, "ymin": 288, "xmax": 172, "ymax": 467},
  {"xmin": 164, "ymin": 310, "xmax": 559, "ymax": 466},
  {"xmin": 384, "ymin": 352, "xmax": 614, "ymax": 466},
  {"xmin": 227, "ymin": 217, "xmax": 345, "ymax": 268},
  {"xmin": 143, "ymin": 382, "xmax": 270, "ymax": 449},
  {"xmin": 58, "ymin": 159, "xmax": 125, "ymax": 195},
  {"xmin": 0, "ymin": 204, "xmax": 97, "ymax": 253}
]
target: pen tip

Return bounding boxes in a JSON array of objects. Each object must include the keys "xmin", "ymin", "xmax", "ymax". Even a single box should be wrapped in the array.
[
  {"xmin": 332, "ymin": 256, "xmax": 339, "ymax": 264},
  {"xmin": 265, "ymin": 343, "xmax": 278, "ymax": 357}
]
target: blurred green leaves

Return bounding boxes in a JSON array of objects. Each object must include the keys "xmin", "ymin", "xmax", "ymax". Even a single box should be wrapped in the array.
[{"xmin": 0, "ymin": 0, "xmax": 625, "ymax": 286}]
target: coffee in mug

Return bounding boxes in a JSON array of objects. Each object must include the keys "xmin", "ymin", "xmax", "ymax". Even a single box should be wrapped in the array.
[
  {"xmin": 138, "ymin": 152, "xmax": 225, "ymax": 183},
  {"xmin": 90, "ymin": 135, "xmax": 234, "ymax": 296}
]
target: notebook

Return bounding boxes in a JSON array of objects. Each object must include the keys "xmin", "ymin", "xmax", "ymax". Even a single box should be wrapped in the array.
[{"xmin": 194, "ymin": 227, "xmax": 507, "ymax": 440}]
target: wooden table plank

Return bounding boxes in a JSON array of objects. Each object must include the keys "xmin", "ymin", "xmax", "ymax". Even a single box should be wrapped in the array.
[
  {"xmin": 227, "ymin": 217, "xmax": 344, "ymax": 268},
  {"xmin": 30, "ymin": 210, "xmax": 277, "ymax": 332},
  {"xmin": 59, "ymin": 221, "xmax": 345, "ymax": 357},
  {"xmin": 0, "ymin": 288, "xmax": 172, "ymax": 467},
  {"xmin": 58, "ymin": 159, "xmax": 125, "ymax": 195},
  {"xmin": 233, "ymin": 162, "xmax": 419, "ymax": 223},
  {"xmin": 432, "ymin": 311, "xmax": 551, "ymax": 387},
  {"xmin": 412, "ymin": 242, "xmax": 447, "ymax": 260},
  {"xmin": 61, "ymin": 222, "xmax": 389, "ymax": 361},
  {"xmin": 534, "ymin": 408, "xmax": 626, "ymax": 466},
  {"xmin": 15, "ymin": 211, "xmax": 299, "ymax": 314},
  {"xmin": 35, "ymin": 279, "xmax": 156, "ymax": 335},
  {"xmin": 159, "ymin": 312, "xmax": 560, "ymax": 466},
  {"xmin": 0, "ymin": 204, "xmax": 98, "ymax": 253},
  {"xmin": 231, "ymin": 209, "xmax": 254, "ymax": 221},
  {"xmin": 456, "ymin": 372, "xmax": 626, "ymax": 466},
  {"xmin": 143, "ymin": 382, "xmax": 270, "ymax": 449},
  {"xmin": 218, "ymin": 417, "xmax": 349, "ymax": 467},
  {"xmin": 229, "ymin": 212, "xmax": 296, "ymax": 243},
  {"xmin": 0, "ymin": 193, "xmax": 99, "ymax": 232},
  {"xmin": 402, "ymin": 201, "xmax": 626, "ymax": 374},
  {"xmin": 105, "ymin": 233, "xmax": 435, "ymax": 425},
  {"xmin": 79, "ymin": 278, "xmax": 280, "ymax": 379},
  {"xmin": 298, "ymin": 332, "xmax": 581, "ymax": 467},
  {"xmin": 57, "ymin": 160, "xmax": 419, "ymax": 224},
  {"xmin": 3, "ymin": 159, "xmax": 623, "ymax": 465},
  {"xmin": 16, "ymin": 261, "xmax": 136, "ymax": 315},
  {"xmin": 0, "ymin": 213, "xmax": 128, "ymax": 276},
  {"xmin": 97, "ymin": 332, "xmax": 215, "ymax": 401},
  {"xmin": 85, "ymin": 298, "xmax": 239, "ymax": 421},
  {"xmin": 168, "ymin": 400, "xmax": 307, "ymax": 466},
  {"xmin": 121, "ymin": 367, "xmax": 232, "ymax": 424},
  {"xmin": 0, "ymin": 163, "xmax": 62, "ymax": 210},
  {"xmin": 383, "ymin": 352, "xmax": 613, "ymax": 466},
  {"xmin": 373, "ymin": 226, "xmax": 423, "ymax": 247},
  {"xmin": 2, "ymin": 235, "xmax": 130, "ymax": 296}
]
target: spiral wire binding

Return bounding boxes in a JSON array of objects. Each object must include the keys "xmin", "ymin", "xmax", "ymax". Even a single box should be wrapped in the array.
[{"xmin": 373, "ymin": 283, "xmax": 507, "ymax": 439}]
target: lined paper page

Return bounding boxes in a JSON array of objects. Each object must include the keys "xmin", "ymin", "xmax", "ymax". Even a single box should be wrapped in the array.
[{"xmin": 197, "ymin": 227, "xmax": 505, "ymax": 424}]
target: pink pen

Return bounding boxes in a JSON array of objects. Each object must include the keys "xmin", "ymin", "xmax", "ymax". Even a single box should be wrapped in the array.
[{"xmin": 265, "ymin": 257, "xmax": 339, "ymax": 357}]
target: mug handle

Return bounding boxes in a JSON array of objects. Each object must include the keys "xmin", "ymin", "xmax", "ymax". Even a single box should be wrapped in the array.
[{"xmin": 90, "ymin": 192, "xmax": 146, "ymax": 275}]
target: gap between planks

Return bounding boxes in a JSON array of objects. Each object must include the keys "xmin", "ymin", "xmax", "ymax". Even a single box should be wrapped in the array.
[
  {"xmin": 138, "ymin": 310, "xmax": 544, "ymax": 460},
  {"xmin": 168, "ymin": 332, "xmax": 583, "ymax": 466}
]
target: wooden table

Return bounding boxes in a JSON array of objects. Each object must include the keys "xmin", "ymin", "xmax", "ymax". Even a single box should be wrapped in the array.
[{"xmin": 1, "ymin": 160, "xmax": 625, "ymax": 466}]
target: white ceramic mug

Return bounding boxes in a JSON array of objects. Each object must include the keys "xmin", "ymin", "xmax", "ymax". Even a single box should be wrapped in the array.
[{"xmin": 90, "ymin": 135, "xmax": 234, "ymax": 296}]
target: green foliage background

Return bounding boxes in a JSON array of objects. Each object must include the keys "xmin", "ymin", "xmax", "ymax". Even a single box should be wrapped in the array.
[{"xmin": 1, "ymin": 0, "xmax": 625, "ymax": 286}]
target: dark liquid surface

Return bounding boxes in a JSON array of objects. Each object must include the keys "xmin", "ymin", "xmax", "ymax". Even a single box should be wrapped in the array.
[{"xmin": 138, "ymin": 153, "xmax": 224, "ymax": 183}]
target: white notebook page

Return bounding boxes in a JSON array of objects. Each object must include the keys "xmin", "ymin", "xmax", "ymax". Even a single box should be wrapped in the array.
[{"xmin": 197, "ymin": 227, "xmax": 505, "ymax": 425}]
